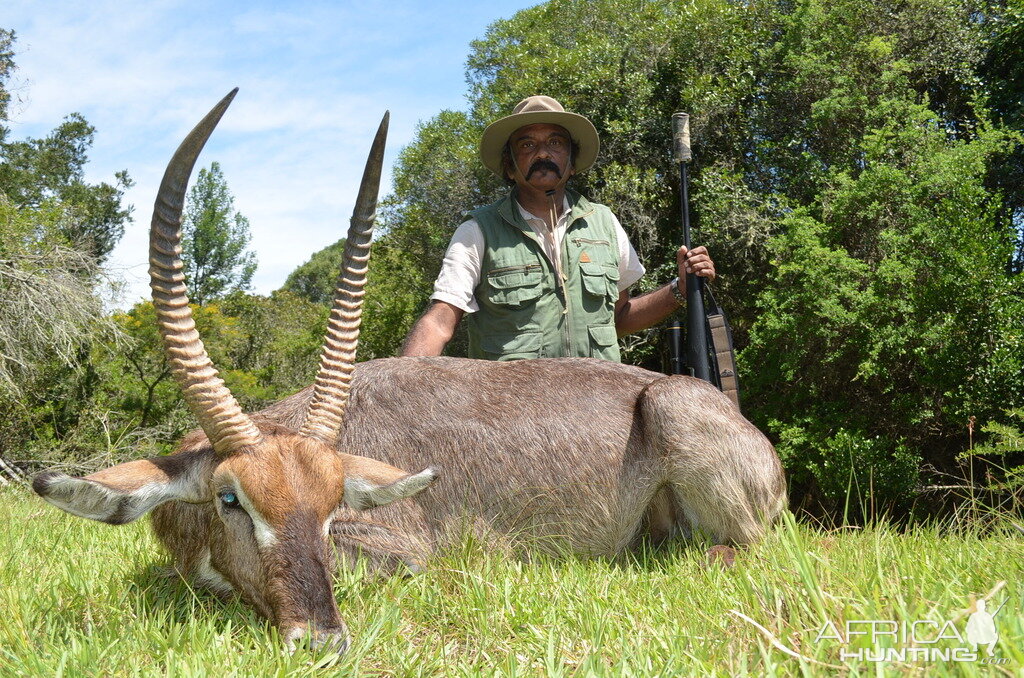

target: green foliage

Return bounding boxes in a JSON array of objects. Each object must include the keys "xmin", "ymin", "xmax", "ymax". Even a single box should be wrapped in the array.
[
  {"xmin": 776, "ymin": 423, "xmax": 922, "ymax": 516},
  {"xmin": 107, "ymin": 306, "xmax": 172, "ymax": 426},
  {"xmin": 0, "ymin": 31, "xmax": 135, "ymax": 465},
  {"xmin": 0, "ymin": 115, "xmax": 134, "ymax": 263},
  {"xmin": 181, "ymin": 162, "xmax": 257, "ymax": 305},
  {"xmin": 981, "ymin": 0, "xmax": 1024, "ymax": 274},
  {"xmin": 216, "ymin": 290, "xmax": 327, "ymax": 404},
  {"xmin": 359, "ymin": 237, "xmax": 438, "ymax": 359},
  {"xmin": 0, "ymin": 196, "xmax": 123, "ymax": 463},
  {"xmin": 739, "ymin": 0, "xmax": 1024, "ymax": 514},
  {"xmin": 281, "ymin": 238, "xmax": 346, "ymax": 305},
  {"xmin": 90, "ymin": 291, "xmax": 327, "ymax": 455},
  {"xmin": 2, "ymin": 281, "xmax": 324, "ymax": 466},
  {"xmin": 280, "ymin": 232, "xmax": 432, "ymax": 360},
  {"xmin": 962, "ymin": 409, "xmax": 1024, "ymax": 490}
]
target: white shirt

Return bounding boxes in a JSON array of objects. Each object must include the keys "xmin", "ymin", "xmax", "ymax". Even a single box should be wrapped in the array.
[{"xmin": 431, "ymin": 197, "xmax": 646, "ymax": 313}]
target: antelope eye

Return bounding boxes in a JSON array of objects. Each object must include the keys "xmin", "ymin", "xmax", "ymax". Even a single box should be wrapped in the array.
[{"xmin": 220, "ymin": 492, "xmax": 240, "ymax": 509}]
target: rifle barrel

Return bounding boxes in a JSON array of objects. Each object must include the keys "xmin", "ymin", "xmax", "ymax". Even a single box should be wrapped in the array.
[{"xmin": 673, "ymin": 113, "xmax": 711, "ymax": 383}]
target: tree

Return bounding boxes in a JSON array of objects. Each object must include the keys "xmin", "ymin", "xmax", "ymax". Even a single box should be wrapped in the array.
[
  {"xmin": 0, "ymin": 29, "xmax": 132, "ymax": 464},
  {"xmin": 100, "ymin": 291, "xmax": 326, "ymax": 441},
  {"xmin": 0, "ymin": 30, "xmax": 133, "ymax": 264},
  {"xmin": 0, "ymin": 115, "xmax": 133, "ymax": 262},
  {"xmin": 216, "ymin": 290, "xmax": 328, "ymax": 402},
  {"xmin": 0, "ymin": 29, "xmax": 13, "ymax": 133},
  {"xmin": 733, "ymin": 0, "xmax": 1024, "ymax": 515},
  {"xmin": 281, "ymin": 238, "xmax": 346, "ymax": 305},
  {"xmin": 181, "ymin": 162, "xmax": 257, "ymax": 305},
  {"xmin": 981, "ymin": 0, "xmax": 1024, "ymax": 273},
  {"xmin": 0, "ymin": 197, "xmax": 113, "ymax": 402}
]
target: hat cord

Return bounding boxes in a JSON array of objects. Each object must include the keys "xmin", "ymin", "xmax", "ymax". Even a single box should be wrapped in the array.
[{"xmin": 508, "ymin": 151, "xmax": 572, "ymax": 314}]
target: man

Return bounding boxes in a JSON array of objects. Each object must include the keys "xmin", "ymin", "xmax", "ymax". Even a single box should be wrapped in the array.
[{"xmin": 401, "ymin": 95, "xmax": 716, "ymax": 360}]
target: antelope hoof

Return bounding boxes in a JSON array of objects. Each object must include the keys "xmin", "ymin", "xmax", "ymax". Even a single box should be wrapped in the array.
[
  {"xmin": 284, "ymin": 624, "xmax": 350, "ymax": 655},
  {"xmin": 705, "ymin": 545, "xmax": 737, "ymax": 568}
]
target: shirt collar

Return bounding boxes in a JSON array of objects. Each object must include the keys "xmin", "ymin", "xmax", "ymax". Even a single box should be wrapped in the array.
[{"xmin": 514, "ymin": 195, "xmax": 571, "ymax": 224}]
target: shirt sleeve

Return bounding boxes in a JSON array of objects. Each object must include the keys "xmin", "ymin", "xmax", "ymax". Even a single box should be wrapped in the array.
[
  {"xmin": 431, "ymin": 219, "xmax": 484, "ymax": 313},
  {"xmin": 611, "ymin": 212, "xmax": 646, "ymax": 291}
]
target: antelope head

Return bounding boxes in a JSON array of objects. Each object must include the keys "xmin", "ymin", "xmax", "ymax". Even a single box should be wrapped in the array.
[{"xmin": 32, "ymin": 90, "xmax": 436, "ymax": 653}]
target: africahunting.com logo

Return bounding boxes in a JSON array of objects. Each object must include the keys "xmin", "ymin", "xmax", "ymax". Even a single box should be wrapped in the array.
[{"xmin": 814, "ymin": 584, "xmax": 1010, "ymax": 665}]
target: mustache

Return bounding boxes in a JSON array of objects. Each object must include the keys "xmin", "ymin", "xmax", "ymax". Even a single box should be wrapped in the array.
[{"xmin": 526, "ymin": 159, "xmax": 561, "ymax": 179}]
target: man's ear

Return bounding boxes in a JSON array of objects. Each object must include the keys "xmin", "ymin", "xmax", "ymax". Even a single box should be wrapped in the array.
[
  {"xmin": 32, "ymin": 450, "xmax": 213, "ymax": 525},
  {"xmin": 341, "ymin": 454, "xmax": 438, "ymax": 510}
]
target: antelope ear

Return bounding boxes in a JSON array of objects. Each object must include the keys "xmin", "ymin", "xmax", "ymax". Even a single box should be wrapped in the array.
[
  {"xmin": 341, "ymin": 455, "xmax": 438, "ymax": 510},
  {"xmin": 32, "ymin": 450, "xmax": 212, "ymax": 525}
]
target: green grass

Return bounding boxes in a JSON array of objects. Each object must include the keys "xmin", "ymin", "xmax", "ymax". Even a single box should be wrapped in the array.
[{"xmin": 1, "ymin": 487, "xmax": 1021, "ymax": 677}]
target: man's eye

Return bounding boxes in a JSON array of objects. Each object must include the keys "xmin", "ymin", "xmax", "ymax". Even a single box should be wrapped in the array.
[
  {"xmin": 520, "ymin": 141, "xmax": 535, "ymax": 150},
  {"xmin": 220, "ymin": 492, "xmax": 241, "ymax": 509},
  {"xmin": 549, "ymin": 138, "xmax": 566, "ymax": 149}
]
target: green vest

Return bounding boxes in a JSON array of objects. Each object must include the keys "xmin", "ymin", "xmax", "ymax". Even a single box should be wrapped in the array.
[{"xmin": 467, "ymin": 190, "xmax": 622, "ymax": 362}]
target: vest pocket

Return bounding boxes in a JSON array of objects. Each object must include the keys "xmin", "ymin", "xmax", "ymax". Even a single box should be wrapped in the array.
[
  {"xmin": 485, "ymin": 265, "xmax": 544, "ymax": 307},
  {"xmin": 587, "ymin": 324, "xmax": 619, "ymax": 359},
  {"xmin": 579, "ymin": 261, "xmax": 620, "ymax": 299},
  {"xmin": 480, "ymin": 331, "xmax": 542, "ymax": 361}
]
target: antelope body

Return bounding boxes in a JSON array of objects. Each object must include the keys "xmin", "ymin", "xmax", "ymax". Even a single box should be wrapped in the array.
[{"xmin": 33, "ymin": 91, "xmax": 786, "ymax": 653}]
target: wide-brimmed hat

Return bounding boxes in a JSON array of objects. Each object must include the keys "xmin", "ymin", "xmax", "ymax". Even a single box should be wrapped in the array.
[{"xmin": 479, "ymin": 95, "xmax": 599, "ymax": 178}]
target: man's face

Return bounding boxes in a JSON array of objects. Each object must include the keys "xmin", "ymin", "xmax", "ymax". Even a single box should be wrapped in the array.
[{"xmin": 505, "ymin": 123, "xmax": 575, "ymax": 191}]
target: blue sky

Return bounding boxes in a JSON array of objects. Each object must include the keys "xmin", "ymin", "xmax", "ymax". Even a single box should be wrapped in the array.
[{"xmin": 5, "ymin": 0, "xmax": 539, "ymax": 307}]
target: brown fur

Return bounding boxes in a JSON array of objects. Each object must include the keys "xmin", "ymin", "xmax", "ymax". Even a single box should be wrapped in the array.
[{"xmin": 155, "ymin": 355, "xmax": 784, "ymax": 570}]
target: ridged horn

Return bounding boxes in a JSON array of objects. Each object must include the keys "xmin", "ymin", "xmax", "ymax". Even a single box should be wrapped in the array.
[
  {"xmin": 299, "ymin": 112, "xmax": 389, "ymax": 443},
  {"xmin": 149, "ymin": 88, "xmax": 262, "ymax": 456}
]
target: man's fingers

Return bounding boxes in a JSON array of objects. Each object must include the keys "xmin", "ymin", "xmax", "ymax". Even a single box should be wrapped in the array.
[
  {"xmin": 684, "ymin": 260, "xmax": 716, "ymax": 280},
  {"xmin": 697, "ymin": 267, "xmax": 716, "ymax": 280},
  {"xmin": 679, "ymin": 245, "xmax": 715, "ymax": 280}
]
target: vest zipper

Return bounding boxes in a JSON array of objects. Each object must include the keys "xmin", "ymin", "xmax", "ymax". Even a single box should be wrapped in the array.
[
  {"xmin": 561, "ymin": 233, "xmax": 572, "ymax": 355},
  {"xmin": 561, "ymin": 210, "xmax": 594, "ymax": 356},
  {"xmin": 487, "ymin": 263, "xmax": 542, "ymax": 276},
  {"xmin": 571, "ymin": 237, "xmax": 610, "ymax": 246}
]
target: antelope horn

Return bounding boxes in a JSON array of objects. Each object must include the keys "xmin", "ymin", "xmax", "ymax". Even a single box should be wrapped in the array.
[
  {"xmin": 299, "ymin": 112, "xmax": 389, "ymax": 443},
  {"xmin": 149, "ymin": 88, "xmax": 262, "ymax": 456}
]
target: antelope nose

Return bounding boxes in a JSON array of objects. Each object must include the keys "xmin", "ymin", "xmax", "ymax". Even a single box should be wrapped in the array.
[{"xmin": 284, "ymin": 624, "xmax": 351, "ymax": 655}]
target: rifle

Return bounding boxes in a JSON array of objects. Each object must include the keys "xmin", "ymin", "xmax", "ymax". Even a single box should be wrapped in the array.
[{"xmin": 665, "ymin": 112, "xmax": 741, "ymax": 410}]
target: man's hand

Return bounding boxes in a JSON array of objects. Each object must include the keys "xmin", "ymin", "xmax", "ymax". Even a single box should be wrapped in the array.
[
  {"xmin": 615, "ymin": 245, "xmax": 718, "ymax": 335},
  {"xmin": 676, "ymin": 245, "xmax": 716, "ymax": 293}
]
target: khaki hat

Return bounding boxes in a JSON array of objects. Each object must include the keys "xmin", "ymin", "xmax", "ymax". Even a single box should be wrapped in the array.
[{"xmin": 479, "ymin": 95, "xmax": 600, "ymax": 178}]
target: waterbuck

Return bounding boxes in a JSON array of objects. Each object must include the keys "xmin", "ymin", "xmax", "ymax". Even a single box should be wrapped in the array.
[{"xmin": 33, "ymin": 91, "xmax": 786, "ymax": 653}]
